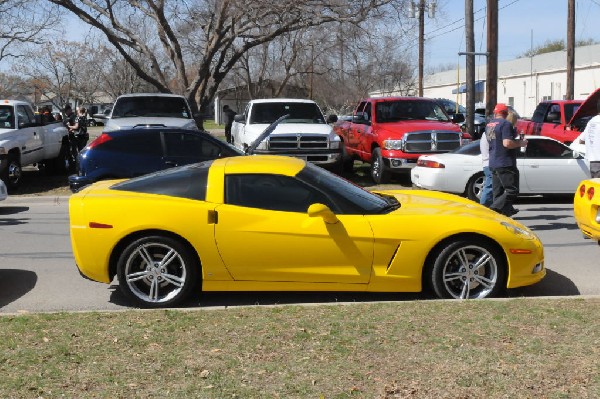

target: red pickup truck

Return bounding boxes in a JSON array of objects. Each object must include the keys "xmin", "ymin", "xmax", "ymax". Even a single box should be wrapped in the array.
[
  {"xmin": 333, "ymin": 97, "xmax": 467, "ymax": 183},
  {"xmin": 515, "ymin": 88, "xmax": 600, "ymax": 144}
]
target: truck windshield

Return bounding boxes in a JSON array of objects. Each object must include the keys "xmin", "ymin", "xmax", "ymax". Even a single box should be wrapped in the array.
[
  {"xmin": 376, "ymin": 100, "xmax": 450, "ymax": 123},
  {"xmin": 0, "ymin": 105, "xmax": 15, "ymax": 129},
  {"xmin": 250, "ymin": 102, "xmax": 326, "ymax": 124},
  {"xmin": 111, "ymin": 96, "xmax": 192, "ymax": 119}
]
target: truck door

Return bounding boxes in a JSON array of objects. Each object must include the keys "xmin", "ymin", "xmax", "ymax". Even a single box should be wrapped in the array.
[
  {"xmin": 349, "ymin": 101, "xmax": 372, "ymax": 159},
  {"xmin": 539, "ymin": 103, "xmax": 566, "ymax": 142},
  {"xmin": 16, "ymin": 105, "xmax": 41, "ymax": 166}
]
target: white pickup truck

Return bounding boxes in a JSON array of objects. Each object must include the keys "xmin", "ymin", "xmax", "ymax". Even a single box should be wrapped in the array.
[
  {"xmin": 0, "ymin": 100, "xmax": 70, "ymax": 190},
  {"xmin": 231, "ymin": 98, "xmax": 342, "ymax": 171}
]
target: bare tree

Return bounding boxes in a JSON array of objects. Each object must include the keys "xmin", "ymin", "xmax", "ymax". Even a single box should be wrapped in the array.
[
  {"xmin": 46, "ymin": 0, "xmax": 392, "ymax": 128},
  {"xmin": 0, "ymin": 0, "xmax": 60, "ymax": 63}
]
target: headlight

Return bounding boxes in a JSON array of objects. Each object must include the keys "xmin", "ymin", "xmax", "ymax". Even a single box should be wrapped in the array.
[
  {"xmin": 383, "ymin": 139, "xmax": 403, "ymax": 150},
  {"xmin": 501, "ymin": 221, "xmax": 535, "ymax": 239},
  {"xmin": 330, "ymin": 137, "xmax": 341, "ymax": 149}
]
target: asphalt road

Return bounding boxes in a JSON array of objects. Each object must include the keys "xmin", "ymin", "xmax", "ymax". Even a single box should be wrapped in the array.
[{"xmin": 0, "ymin": 194, "xmax": 598, "ymax": 314}]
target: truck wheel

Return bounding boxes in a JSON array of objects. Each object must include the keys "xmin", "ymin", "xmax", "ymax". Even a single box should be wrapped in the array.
[
  {"xmin": 466, "ymin": 172, "xmax": 484, "ymax": 201},
  {"xmin": 1, "ymin": 154, "xmax": 22, "ymax": 191},
  {"xmin": 371, "ymin": 147, "xmax": 391, "ymax": 184},
  {"xmin": 341, "ymin": 144, "xmax": 354, "ymax": 173},
  {"xmin": 88, "ymin": 119, "xmax": 96, "ymax": 127}
]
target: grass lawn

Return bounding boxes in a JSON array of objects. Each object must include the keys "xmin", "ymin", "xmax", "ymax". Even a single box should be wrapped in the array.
[{"xmin": 1, "ymin": 298, "xmax": 599, "ymax": 398}]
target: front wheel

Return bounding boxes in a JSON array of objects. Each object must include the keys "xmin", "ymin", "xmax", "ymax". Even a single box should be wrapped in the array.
[
  {"xmin": 429, "ymin": 239, "xmax": 506, "ymax": 299},
  {"xmin": 117, "ymin": 235, "xmax": 199, "ymax": 308},
  {"xmin": 371, "ymin": 147, "xmax": 391, "ymax": 184}
]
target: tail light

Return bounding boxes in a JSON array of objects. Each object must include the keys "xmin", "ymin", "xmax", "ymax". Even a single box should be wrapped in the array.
[
  {"xmin": 417, "ymin": 159, "xmax": 445, "ymax": 168},
  {"xmin": 588, "ymin": 186, "xmax": 595, "ymax": 200},
  {"xmin": 87, "ymin": 133, "xmax": 113, "ymax": 149},
  {"xmin": 579, "ymin": 184, "xmax": 586, "ymax": 198}
]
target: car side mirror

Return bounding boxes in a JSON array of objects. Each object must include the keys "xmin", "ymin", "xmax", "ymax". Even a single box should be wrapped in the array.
[
  {"xmin": 233, "ymin": 114, "xmax": 245, "ymax": 123},
  {"xmin": 308, "ymin": 203, "xmax": 339, "ymax": 224},
  {"xmin": 452, "ymin": 113, "xmax": 465, "ymax": 124},
  {"xmin": 327, "ymin": 114, "xmax": 338, "ymax": 124}
]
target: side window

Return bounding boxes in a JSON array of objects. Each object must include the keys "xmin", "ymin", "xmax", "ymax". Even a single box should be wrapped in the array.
[
  {"xmin": 544, "ymin": 104, "xmax": 561, "ymax": 123},
  {"xmin": 164, "ymin": 132, "xmax": 221, "ymax": 158},
  {"xmin": 102, "ymin": 132, "xmax": 162, "ymax": 155},
  {"xmin": 16, "ymin": 105, "xmax": 34, "ymax": 127},
  {"xmin": 225, "ymin": 174, "xmax": 334, "ymax": 213},
  {"xmin": 525, "ymin": 140, "xmax": 570, "ymax": 158}
]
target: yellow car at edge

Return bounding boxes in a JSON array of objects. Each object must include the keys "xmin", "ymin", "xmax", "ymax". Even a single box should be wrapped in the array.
[
  {"xmin": 574, "ymin": 178, "xmax": 600, "ymax": 245},
  {"xmin": 69, "ymin": 155, "xmax": 545, "ymax": 308}
]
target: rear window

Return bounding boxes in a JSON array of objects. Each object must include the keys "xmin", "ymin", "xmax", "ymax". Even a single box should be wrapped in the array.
[
  {"xmin": 111, "ymin": 161, "xmax": 213, "ymax": 200},
  {"xmin": 452, "ymin": 140, "xmax": 481, "ymax": 155},
  {"xmin": 100, "ymin": 131, "xmax": 163, "ymax": 155},
  {"xmin": 112, "ymin": 96, "xmax": 192, "ymax": 119}
]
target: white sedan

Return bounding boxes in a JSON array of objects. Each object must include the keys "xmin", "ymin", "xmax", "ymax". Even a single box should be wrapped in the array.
[
  {"xmin": 0, "ymin": 179, "xmax": 7, "ymax": 201},
  {"xmin": 411, "ymin": 136, "xmax": 590, "ymax": 201}
]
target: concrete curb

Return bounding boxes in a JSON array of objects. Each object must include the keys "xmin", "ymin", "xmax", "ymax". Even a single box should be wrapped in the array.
[{"xmin": 4, "ymin": 196, "xmax": 71, "ymax": 205}]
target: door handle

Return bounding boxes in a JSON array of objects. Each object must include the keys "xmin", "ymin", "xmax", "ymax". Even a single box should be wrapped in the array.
[{"xmin": 165, "ymin": 161, "xmax": 178, "ymax": 166}]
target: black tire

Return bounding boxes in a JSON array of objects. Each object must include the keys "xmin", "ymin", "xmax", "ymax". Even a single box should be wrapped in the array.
[
  {"xmin": 340, "ymin": 143, "xmax": 354, "ymax": 173},
  {"xmin": 88, "ymin": 119, "xmax": 96, "ymax": 127},
  {"xmin": 429, "ymin": 239, "xmax": 506, "ymax": 299},
  {"xmin": 117, "ymin": 235, "xmax": 199, "ymax": 308},
  {"xmin": 370, "ymin": 147, "xmax": 390, "ymax": 184},
  {"xmin": 466, "ymin": 173, "xmax": 484, "ymax": 202},
  {"xmin": 1, "ymin": 153, "xmax": 22, "ymax": 191}
]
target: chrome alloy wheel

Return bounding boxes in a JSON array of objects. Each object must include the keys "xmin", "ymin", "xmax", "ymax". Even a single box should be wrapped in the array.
[
  {"xmin": 440, "ymin": 245, "xmax": 498, "ymax": 299},
  {"xmin": 124, "ymin": 242, "xmax": 188, "ymax": 304}
]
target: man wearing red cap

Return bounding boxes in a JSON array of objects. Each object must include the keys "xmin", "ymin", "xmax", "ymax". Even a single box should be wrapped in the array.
[{"xmin": 485, "ymin": 103, "xmax": 528, "ymax": 216}]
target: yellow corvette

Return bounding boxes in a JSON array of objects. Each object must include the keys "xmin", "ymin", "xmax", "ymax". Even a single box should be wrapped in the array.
[
  {"xmin": 574, "ymin": 178, "xmax": 600, "ymax": 245},
  {"xmin": 69, "ymin": 155, "xmax": 545, "ymax": 308}
]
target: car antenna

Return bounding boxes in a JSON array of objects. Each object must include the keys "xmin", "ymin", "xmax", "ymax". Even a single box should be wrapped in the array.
[{"xmin": 246, "ymin": 114, "xmax": 289, "ymax": 155}]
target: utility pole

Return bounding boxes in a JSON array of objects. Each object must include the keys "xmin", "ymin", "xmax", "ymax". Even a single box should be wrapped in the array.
[
  {"xmin": 410, "ymin": 1, "xmax": 436, "ymax": 97},
  {"xmin": 465, "ymin": 0, "xmax": 475, "ymax": 135},
  {"xmin": 486, "ymin": 0, "xmax": 498, "ymax": 120},
  {"xmin": 566, "ymin": 0, "xmax": 575, "ymax": 100}
]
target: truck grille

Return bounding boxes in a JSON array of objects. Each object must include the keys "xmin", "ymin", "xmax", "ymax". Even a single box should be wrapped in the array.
[
  {"xmin": 403, "ymin": 131, "xmax": 462, "ymax": 153},
  {"xmin": 267, "ymin": 135, "xmax": 329, "ymax": 150}
]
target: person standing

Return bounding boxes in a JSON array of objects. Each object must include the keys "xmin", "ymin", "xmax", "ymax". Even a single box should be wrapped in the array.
[
  {"xmin": 70, "ymin": 107, "xmax": 89, "ymax": 151},
  {"xmin": 222, "ymin": 104, "xmax": 237, "ymax": 144},
  {"xmin": 479, "ymin": 131, "xmax": 493, "ymax": 207},
  {"xmin": 578, "ymin": 99, "xmax": 600, "ymax": 178},
  {"xmin": 487, "ymin": 103, "xmax": 527, "ymax": 217}
]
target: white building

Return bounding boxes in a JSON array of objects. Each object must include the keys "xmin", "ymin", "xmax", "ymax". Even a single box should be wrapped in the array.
[{"xmin": 421, "ymin": 44, "xmax": 600, "ymax": 117}]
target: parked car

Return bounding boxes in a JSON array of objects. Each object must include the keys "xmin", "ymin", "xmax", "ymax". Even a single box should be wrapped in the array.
[
  {"xmin": 105, "ymin": 93, "xmax": 199, "ymax": 132},
  {"xmin": 69, "ymin": 155, "xmax": 545, "ymax": 308},
  {"xmin": 436, "ymin": 98, "xmax": 486, "ymax": 139},
  {"xmin": 0, "ymin": 179, "xmax": 7, "ymax": 201},
  {"xmin": 90, "ymin": 108, "xmax": 112, "ymax": 126},
  {"xmin": 68, "ymin": 127, "xmax": 242, "ymax": 192},
  {"xmin": 411, "ymin": 136, "xmax": 590, "ymax": 201},
  {"xmin": 574, "ymin": 179, "xmax": 600, "ymax": 245}
]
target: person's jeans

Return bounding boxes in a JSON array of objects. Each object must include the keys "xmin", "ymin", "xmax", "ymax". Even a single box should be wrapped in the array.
[
  {"xmin": 490, "ymin": 166, "xmax": 519, "ymax": 216},
  {"xmin": 480, "ymin": 166, "xmax": 493, "ymax": 207}
]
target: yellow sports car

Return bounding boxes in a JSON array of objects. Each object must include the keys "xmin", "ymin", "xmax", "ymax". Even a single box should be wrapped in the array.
[
  {"xmin": 574, "ymin": 178, "xmax": 600, "ymax": 244},
  {"xmin": 69, "ymin": 155, "xmax": 545, "ymax": 308}
]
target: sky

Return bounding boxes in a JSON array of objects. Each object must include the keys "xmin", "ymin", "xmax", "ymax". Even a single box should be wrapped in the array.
[{"xmin": 421, "ymin": 0, "xmax": 600, "ymax": 71}]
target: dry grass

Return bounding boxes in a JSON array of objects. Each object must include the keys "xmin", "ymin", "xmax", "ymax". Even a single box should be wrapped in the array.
[{"xmin": 1, "ymin": 298, "xmax": 599, "ymax": 398}]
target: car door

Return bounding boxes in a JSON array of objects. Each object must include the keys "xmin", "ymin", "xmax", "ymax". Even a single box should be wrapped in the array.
[
  {"xmin": 519, "ymin": 138, "xmax": 590, "ymax": 193},
  {"xmin": 16, "ymin": 105, "xmax": 41, "ymax": 166},
  {"xmin": 213, "ymin": 173, "xmax": 374, "ymax": 284},
  {"xmin": 162, "ymin": 131, "xmax": 228, "ymax": 167}
]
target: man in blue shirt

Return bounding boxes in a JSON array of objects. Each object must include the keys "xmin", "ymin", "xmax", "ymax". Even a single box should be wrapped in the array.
[{"xmin": 486, "ymin": 103, "xmax": 527, "ymax": 217}]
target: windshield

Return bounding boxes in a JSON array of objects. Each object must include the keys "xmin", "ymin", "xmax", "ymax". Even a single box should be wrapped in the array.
[
  {"xmin": 112, "ymin": 96, "xmax": 192, "ymax": 119},
  {"xmin": 250, "ymin": 102, "xmax": 326, "ymax": 124},
  {"xmin": 376, "ymin": 100, "xmax": 450, "ymax": 123},
  {"xmin": 296, "ymin": 163, "xmax": 397, "ymax": 214},
  {"xmin": 0, "ymin": 105, "xmax": 14, "ymax": 129}
]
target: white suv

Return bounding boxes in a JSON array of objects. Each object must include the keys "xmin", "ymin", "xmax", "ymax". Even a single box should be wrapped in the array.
[{"xmin": 105, "ymin": 93, "xmax": 198, "ymax": 131}]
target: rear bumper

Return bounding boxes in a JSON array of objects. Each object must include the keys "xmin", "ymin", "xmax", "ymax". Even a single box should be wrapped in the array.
[{"xmin": 68, "ymin": 174, "xmax": 95, "ymax": 192}]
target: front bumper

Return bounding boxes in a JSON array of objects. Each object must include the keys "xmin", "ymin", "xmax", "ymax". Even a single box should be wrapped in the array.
[{"xmin": 252, "ymin": 148, "xmax": 341, "ymax": 165}]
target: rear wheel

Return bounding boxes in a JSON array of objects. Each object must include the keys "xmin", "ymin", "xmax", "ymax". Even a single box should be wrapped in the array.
[
  {"xmin": 117, "ymin": 235, "xmax": 199, "ymax": 308},
  {"xmin": 429, "ymin": 239, "xmax": 506, "ymax": 299},
  {"xmin": 1, "ymin": 154, "xmax": 22, "ymax": 191},
  {"xmin": 466, "ymin": 172, "xmax": 484, "ymax": 201},
  {"xmin": 371, "ymin": 147, "xmax": 390, "ymax": 184}
]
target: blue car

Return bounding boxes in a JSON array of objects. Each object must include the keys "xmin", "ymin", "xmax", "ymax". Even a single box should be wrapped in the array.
[{"xmin": 68, "ymin": 127, "xmax": 243, "ymax": 192}]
